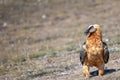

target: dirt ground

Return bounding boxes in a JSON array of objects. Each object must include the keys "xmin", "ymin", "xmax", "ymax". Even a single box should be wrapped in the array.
[{"xmin": 0, "ymin": 0, "xmax": 120, "ymax": 80}]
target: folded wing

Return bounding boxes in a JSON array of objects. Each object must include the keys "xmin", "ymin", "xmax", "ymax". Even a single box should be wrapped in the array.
[
  {"xmin": 80, "ymin": 42, "xmax": 87, "ymax": 65},
  {"xmin": 102, "ymin": 41, "xmax": 109, "ymax": 64}
]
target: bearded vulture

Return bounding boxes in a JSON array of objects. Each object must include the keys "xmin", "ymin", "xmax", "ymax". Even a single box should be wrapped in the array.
[{"xmin": 80, "ymin": 24, "xmax": 109, "ymax": 77}]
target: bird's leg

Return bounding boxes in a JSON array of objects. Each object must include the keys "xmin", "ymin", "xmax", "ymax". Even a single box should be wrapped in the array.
[
  {"xmin": 98, "ymin": 64, "xmax": 104, "ymax": 76},
  {"xmin": 83, "ymin": 65, "xmax": 90, "ymax": 78}
]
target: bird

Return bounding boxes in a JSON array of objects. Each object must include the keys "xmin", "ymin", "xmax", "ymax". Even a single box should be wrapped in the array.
[{"xmin": 80, "ymin": 24, "xmax": 109, "ymax": 78}]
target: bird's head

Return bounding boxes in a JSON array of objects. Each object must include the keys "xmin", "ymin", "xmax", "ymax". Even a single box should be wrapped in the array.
[{"xmin": 84, "ymin": 24, "xmax": 102, "ymax": 36}]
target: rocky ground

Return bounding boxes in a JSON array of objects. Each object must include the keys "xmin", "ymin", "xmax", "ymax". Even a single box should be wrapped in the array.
[{"xmin": 0, "ymin": 0, "xmax": 120, "ymax": 80}]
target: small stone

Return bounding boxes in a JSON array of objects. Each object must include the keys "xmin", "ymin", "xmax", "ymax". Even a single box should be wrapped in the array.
[
  {"xmin": 42, "ymin": 14, "xmax": 47, "ymax": 19},
  {"xmin": 3, "ymin": 22, "xmax": 7, "ymax": 27},
  {"xmin": 105, "ymin": 38, "xmax": 109, "ymax": 42}
]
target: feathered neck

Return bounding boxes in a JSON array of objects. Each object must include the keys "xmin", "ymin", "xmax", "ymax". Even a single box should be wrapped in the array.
[{"xmin": 86, "ymin": 30, "xmax": 102, "ymax": 47}]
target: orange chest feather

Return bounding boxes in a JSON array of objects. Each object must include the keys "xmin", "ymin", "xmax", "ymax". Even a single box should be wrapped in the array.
[
  {"xmin": 85, "ymin": 46, "xmax": 104, "ymax": 66},
  {"xmin": 87, "ymin": 33, "xmax": 102, "ymax": 47},
  {"xmin": 85, "ymin": 33, "xmax": 104, "ymax": 65}
]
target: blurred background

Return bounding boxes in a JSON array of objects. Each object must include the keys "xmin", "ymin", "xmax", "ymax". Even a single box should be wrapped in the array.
[{"xmin": 0, "ymin": 0, "xmax": 120, "ymax": 80}]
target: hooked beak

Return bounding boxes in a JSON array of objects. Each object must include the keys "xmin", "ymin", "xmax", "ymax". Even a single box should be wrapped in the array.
[{"xmin": 84, "ymin": 25, "xmax": 96, "ymax": 35}]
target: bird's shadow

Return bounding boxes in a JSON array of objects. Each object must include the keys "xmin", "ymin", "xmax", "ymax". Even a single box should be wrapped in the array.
[{"xmin": 90, "ymin": 68, "xmax": 119, "ymax": 77}]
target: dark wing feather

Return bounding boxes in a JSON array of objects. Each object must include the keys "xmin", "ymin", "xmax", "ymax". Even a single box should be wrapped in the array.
[
  {"xmin": 80, "ymin": 42, "xmax": 87, "ymax": 65},
  {"xmin": 103, "ymin": 41, "xmax": 109, "ymax": 64}
]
